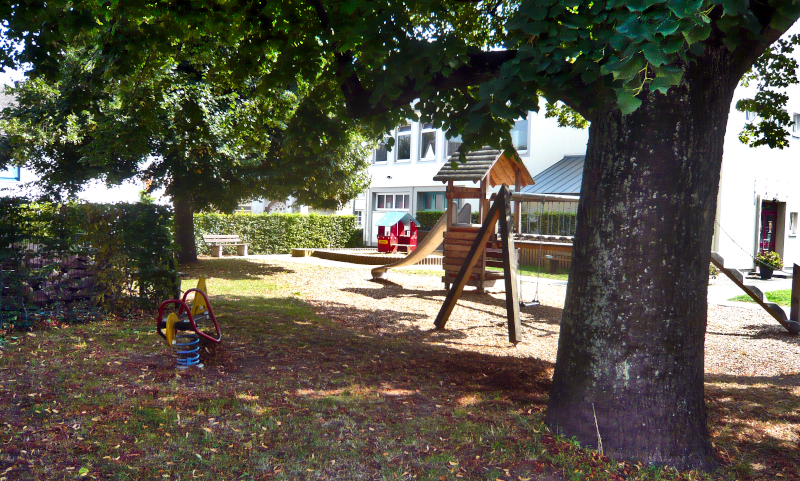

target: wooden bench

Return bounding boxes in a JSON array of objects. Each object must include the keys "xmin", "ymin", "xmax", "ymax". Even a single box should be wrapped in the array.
[{"xmin": 202, "ymin": 235, "xmax": 249, "ymax": 257}]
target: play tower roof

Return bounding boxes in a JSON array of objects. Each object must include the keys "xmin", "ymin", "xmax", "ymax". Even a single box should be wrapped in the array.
[{"xmin": 433, "ymin": 148, "xmax": 534, "ymax": 187}]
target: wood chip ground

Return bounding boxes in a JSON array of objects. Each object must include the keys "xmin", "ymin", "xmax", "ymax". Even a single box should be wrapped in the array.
[{"xmin": 254, "ymin": 260, "xmax": 800, "ymax": 377}]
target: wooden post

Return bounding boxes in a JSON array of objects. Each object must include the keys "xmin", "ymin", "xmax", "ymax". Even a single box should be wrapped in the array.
[
  {"xmin": 446, "ymin": 181, "xmax": 455, "ymax": 227},
  {"xmin": 792, "ymin": 263, "xmax": 800, "ymax": 322},
  {"xmin": 434, "ymin": 188, "xmax": 504, "ymax": 330},
  {"xmin": 479, "ymin": 176, "xmax": 489, "ymax": 292},
  {"xmin": 514, "ymin": 166, "xmax": 522, "ymax": 234},
  {"xmin": 498, "ymin": 185, "xmax": 522, "ymax": 343}
]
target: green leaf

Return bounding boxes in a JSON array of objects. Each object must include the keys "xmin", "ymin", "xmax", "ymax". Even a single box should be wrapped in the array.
[
  {"xmin": 683, "ymin": 24, "xmax": 712, "ymax": 46},
  {"xmin": 616, "ymin": 89, "xmax": 643, "ymax": 115},
  {"xmin": 642, "ymin": 42, "xmax": 669, "ymax": 66},
  {"xmin": 653, "ymin": 65, "xmax": 684, "ymax": 86},
  {"xmin": 655, "ymin": 18, "xmax": 681, "ymax": 36},
  {"xmin": 613, "ymin": 56, "xmax": 646, "ymax": 81},
  {"xmin": 668, "ymin": 0, "xmax": 704, "ymax": 17}
]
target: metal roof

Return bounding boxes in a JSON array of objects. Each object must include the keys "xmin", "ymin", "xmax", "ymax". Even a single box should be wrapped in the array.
[
  {"xmin": 521, "ymin": 155, "xmax": 585, "ymax": 195},
  {"xmin": 433, "ymin": 148, "xmax": 534, "ymax": 187},
  {"xmin": 375, "ymin": 211, "xmax": 421, "ymax": 227}
]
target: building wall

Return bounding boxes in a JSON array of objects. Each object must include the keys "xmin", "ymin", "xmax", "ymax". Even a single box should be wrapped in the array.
[
  {"xmin": 362, "ymin": 110, "xmax": 589, "ymax": 246},
  {"xmin": 715, "ymin": 82, "xmax": 800, "ymax": 270}
]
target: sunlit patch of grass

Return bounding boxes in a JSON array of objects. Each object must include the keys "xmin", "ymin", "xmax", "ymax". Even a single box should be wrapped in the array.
[{"xmin": 729, "ymin": 289, "xmax": 792, "ymax": 306}]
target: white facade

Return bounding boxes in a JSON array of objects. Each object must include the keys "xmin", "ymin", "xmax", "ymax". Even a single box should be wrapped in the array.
[
  {"xmin": 360, "ymin": 110, "xmax": 589, "ymax": 245},
  {"xmin": 714, "ymin": 82, "xmax": 800, "ymax": 270}
]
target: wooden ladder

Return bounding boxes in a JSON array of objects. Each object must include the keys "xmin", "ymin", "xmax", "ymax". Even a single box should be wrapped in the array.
[{"xmin": 710, "ymin": 252, "xmax": 800, "ymax": 335}]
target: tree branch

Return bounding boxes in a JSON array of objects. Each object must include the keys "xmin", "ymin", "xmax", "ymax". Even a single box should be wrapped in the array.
[{"xmin": 338, "ymin": 50, "xmax": 517, "ymax": 119}]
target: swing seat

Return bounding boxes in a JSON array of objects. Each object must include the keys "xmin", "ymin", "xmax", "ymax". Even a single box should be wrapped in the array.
[{"xmin": 519, "ymin": 300, "xmax": 540, "ymax": 308}]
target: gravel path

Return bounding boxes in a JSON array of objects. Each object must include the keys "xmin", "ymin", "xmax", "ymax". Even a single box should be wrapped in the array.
[{"xmin": 256, "ymin": 259, "xmax": 800, "ymax": 377}]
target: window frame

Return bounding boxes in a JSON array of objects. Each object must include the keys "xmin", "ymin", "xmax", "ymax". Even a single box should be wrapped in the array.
[
  {"xmin": 419, "ymin": 122, "xmax": 437, "ymax": 162},
  {"xmin": 0, "ymin": 166, "xmax": 21, "ymax": 182},
  {"xmin": 420, "ymin": 192, "xmax": 446, "ymax": 211},
  {"xmin": 511, "ymin": 117, "xmax": 529, "ymax": 152},
  {"xmin": 395, "ymin": 124, "xmax": 412, "ymax": 163},
  {"xmin": 373, "ymin": 137, "xmax": 389, "ymax": 164},
  {"xmin": 375, "ymin": 193, "xmax": 410, "ymax": 211},
  {"xmin": 792, "ymin": 113, "xmax": 800, "ymax": 137},
  {"xmin": 445, "ymin": 132, "xmax": 463, "ymax": 160}
]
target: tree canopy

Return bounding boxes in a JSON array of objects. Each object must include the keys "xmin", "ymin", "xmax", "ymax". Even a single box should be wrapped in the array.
[
  {"xmin": 3, "ymin": 0, "xmax": 800, "ymax": 469},
  {"xmin": 0, "ymin": 41, "xmax": 371, "ymax": 261}
]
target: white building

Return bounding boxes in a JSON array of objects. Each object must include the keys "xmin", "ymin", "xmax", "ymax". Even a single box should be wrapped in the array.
[
  {"xmin": 359, "ymin": 110, "xmax": 588, "ymax": 245},
  {"xmin": 713, "ymin": 84, "xmax": 800, "ymax": 270}
]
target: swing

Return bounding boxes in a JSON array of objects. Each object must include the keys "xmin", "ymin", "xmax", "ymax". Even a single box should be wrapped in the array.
[{"xmin": 518, "ymin": 201, "xmax": 543, "ymax": 309}]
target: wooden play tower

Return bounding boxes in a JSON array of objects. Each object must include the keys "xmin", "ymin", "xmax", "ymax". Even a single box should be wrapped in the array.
[{"xmin": 433, "ymin": 148, "xmax": 534, "ymax": 291}]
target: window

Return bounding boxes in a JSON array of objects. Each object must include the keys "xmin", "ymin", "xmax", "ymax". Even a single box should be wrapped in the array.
[
  {"xmin": 376, "ymin": 193, "xmax": 410, "ymax": 211},
  {"xmin": 511, "ymin": 118, "xmax": 529, "ymax": 151},
  {"xmin": 0, "ymin": 166, "xmax": 20, "ymax": 181},
  {"xmin": 354, "ymin": 210, "xmax": 363, "ymax": 228},
  {"xmin": 791, "ymin": 212, "xmax": 798, "ymax": 235},
  {"xmin": 745, "ymin": 110, "xmax": 757, "ymax": 122},
  {"xmin": 421, "ymin": 192, "xmax": 446, "ymax": 211},
  {"xmin": 446, "ymin": 132, "xmax": 462, "ymax": 159},
  {"xmin": 419, "ymin": 123, "xmax": 437, "ymax": 161},
  {"xmin": 373, "ymin": 138, "xmax": 388, "ymax": 163},
  {"xmin": 396, "ymin": 125, "xmax": 411, "ymax": 162},
  {"xmin": 793, "ymin": 114, "xmax": 800, "ymax": 137},
  {"xmin": 236, "ymin": 203, "xmax": 252, "ymax": 213}
]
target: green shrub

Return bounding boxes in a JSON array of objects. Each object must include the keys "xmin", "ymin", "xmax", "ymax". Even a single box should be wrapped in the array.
[
  {"xmin": 0, "ymin": 198, "xmax": 178, "ymax": 329},
  {"xmin": 194, "ymin": 213, "xmax": 358, "ymax": 255},
  {"xmin": 415, "ymin": 211, "xmax": 445, "ymax": 231}
]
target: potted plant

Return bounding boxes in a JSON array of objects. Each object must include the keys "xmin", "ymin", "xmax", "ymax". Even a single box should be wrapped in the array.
[{"xmin": 755, "ymin": 250, "xmax": 783, "ymax": 280}]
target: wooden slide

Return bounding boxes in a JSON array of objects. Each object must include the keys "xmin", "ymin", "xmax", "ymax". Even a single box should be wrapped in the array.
[{"xmin": 371, "ymin": 210, "xmax": 449, "ymax": 279}]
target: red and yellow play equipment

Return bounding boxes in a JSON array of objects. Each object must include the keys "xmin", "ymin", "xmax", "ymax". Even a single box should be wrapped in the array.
[{"xmin": 156, "ymin": 276, "xmax": 222, "ymax": 368}]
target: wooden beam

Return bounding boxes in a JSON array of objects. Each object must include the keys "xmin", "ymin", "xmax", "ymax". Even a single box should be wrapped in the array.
[
  {"xmin": 447, "ymin": 181, "xmax": 455, "ymax": 228},
  {"xmin": 514, "ymin": 165, "xmax": 522, "ymax": 234},
  {"xmin": 446, "ymin": 186, "xmax": 483, "ymax": 199},
  {"xmin": 434, "ymin": 188, "xmax": 505, "ymax": 330},
  {"xmin": 498, "ymin": 185, "xmax": 521, "ymax": 343},
  {"xmin": 792, "ymin": 264, "xmax": 800, "ymax": 322}
]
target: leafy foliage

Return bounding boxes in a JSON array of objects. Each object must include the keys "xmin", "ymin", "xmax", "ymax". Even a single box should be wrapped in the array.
[
  {"xmin": 0, "ymin": 198, "xmax": 177, "ymax": 329},
  {"xmin": 193, "ymin": 213, "xmax": 359, "ymax": 255},
  {"xmin": 756, "ymin": 250, "xmax": 783, "ymax": 269},
  {"xmin": 736, "ymin": 34, "xmax": 800, "ymax": 149}
]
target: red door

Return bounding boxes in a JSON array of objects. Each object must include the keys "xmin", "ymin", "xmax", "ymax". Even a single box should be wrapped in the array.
[{"xmin": 760, "ymin": 201, "xmax": 778, "ymax": 252}]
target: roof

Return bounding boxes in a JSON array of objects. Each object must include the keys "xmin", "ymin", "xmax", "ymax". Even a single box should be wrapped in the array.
[
  {"xmin": 521, "ymin": 155, "xmax": 584, "ymax": 195},
  {"xmin": 375, "ymin": 211, "xmax": 421, "ymax": 227},
  {"xmin": 433, "ymin": 148, "xmax": 534, "ymax": 187}
]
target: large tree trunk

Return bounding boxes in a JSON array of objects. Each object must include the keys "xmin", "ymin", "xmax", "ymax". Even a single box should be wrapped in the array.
[
  {"xmin": 174, "ymin": 194, "xmax": 198, "ymax": 264},
  {"xmin": 546, "ymin": 52, "xmax": 748, "ymax": 470}
]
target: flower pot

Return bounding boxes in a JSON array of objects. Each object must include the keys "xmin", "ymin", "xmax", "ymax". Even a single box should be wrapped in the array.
[{"xmin": 759, "ymin": 266, "xmax": 774, "ymax": 280}]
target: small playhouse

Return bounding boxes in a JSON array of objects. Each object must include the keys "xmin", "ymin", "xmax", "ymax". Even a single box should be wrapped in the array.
[{"xmin": 376, "ymin": 211, "xmax": 421, "ymax": 253}]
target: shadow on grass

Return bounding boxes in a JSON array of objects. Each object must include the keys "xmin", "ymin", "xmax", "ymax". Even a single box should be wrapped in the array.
[
  {"xmin": 182, "ymin": 258, "xmax": 294, "ymax": 281},
  {"xmin": 205, "ymin": 293, "xmax": 554, "ymax": 406},
  {"xmin": 705, "ymin": 373, "xmax": 800, "ymax": 477}
]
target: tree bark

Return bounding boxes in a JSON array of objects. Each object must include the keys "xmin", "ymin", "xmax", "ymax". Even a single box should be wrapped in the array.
[
  {"xmin": 546, "ymin": 50, "xmax": 747, "ymax": 470},
  {"xmin": 173, "ymin": 194, "xmax": 197, "ymax": 264}
]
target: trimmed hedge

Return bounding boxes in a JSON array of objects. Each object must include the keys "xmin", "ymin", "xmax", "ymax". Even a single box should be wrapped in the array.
[
  {"xmin": 414, "ymin": 209, "xmax": 577, "ymax": 236},
  {"xmin": 193, "ymin": 213, "xmax": 360, "ymax": 255}
]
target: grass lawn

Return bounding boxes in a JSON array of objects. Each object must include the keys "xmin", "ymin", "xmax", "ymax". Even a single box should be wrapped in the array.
[
  {"xmin": 729, "ymin": 289, "xmax": 792, "ymax": 306},
  {"xmin": 0, "ymin": 258, "xmax": 795, "ymax": 480}
]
